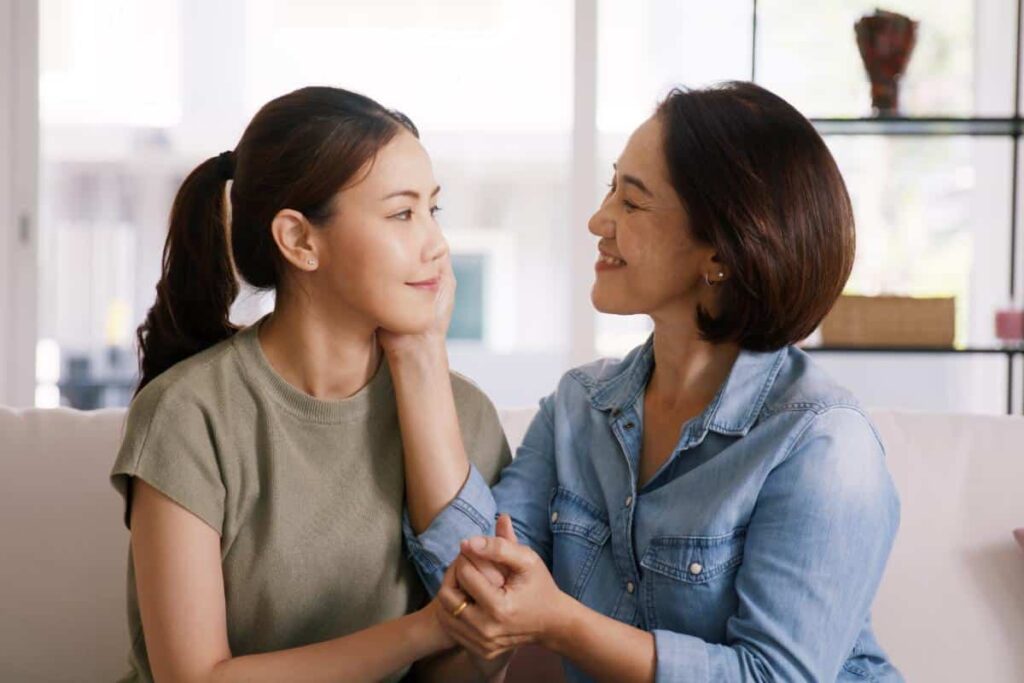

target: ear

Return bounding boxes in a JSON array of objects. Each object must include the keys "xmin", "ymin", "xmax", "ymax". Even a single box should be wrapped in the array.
[
  {"xmin": 270, "ymin": 209, "xmax": 319, "ymax": 272},
  {"xmin": 704, "ymin": 250, "xmax": 728, "ymax": 285}
]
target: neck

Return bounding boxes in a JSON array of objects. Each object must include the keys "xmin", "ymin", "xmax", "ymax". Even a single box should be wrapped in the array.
[
  {"xmin": 647, "ymin": 307, "xmax": 740, "ymax": 411},
  {"xmin": 258, "ymin": 292, "xmax": 380, "ymax": 401}
]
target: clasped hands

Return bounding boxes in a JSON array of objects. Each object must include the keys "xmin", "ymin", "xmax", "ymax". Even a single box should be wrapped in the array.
[{"xmin": 433, "ymin": 514, "xmax": 570, "ymax": 667}]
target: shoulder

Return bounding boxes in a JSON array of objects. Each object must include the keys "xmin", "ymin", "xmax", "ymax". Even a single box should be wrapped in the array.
[
  {"xmin": 124, "ymin": 335, "xmax": 241, "ymax": 443},
  {"xmin": 759, "ymin": 354, "xmax": 896, "ymax": 517},
  {"xmin": 761, "ymin": 347, "xmax": 866, "ymax": 419},
  {"xmin": 449, "ymin": 370, "xmax": 498, "ymax": 416},
  {"xmin": 552, "ymin": 340, "xmax": 652, "ymax": 412},
  {"xmin": 564, "ymin": 340, "xmax": 648, "ymax": 393},
  {"xmin": 755, "ymin": 347, "xmax": 888, "ymax": 463},
  {"xmin": 449, "ymin": 370, "xmax": 511, "ymax": 478}
]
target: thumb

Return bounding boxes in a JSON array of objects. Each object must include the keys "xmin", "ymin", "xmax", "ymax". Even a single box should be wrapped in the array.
[{"xmin": 496, "ymin": 513, "xmax": 518, "ymax": 544}]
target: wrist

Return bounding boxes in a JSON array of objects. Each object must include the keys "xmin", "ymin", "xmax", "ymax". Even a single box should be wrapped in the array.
[
  {"xmin": 384, "ymin": 337, "xmax": 449, "ymax": 372},
  {"xmin": 412, "ymin": 603, "xmax": 454, "ymax": 657},
  {"xmin": 539, "ymin": 589, "xmax": 582, "ymax": 655}
]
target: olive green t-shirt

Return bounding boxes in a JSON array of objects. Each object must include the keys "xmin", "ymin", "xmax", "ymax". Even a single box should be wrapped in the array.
[{"xmin": 110, "ymin": 319, "xmax": 510, "ymax": 682}]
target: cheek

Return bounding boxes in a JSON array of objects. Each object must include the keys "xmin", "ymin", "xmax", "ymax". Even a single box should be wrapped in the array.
[
  {"xmin": 621, "ymin": 223, "xmax": 685, "ymax": 288},
  {"xmin": 614, "ymin": 221, "xmax": 699, "ymax": 304},
  {"xmin": 328, "ymin": 226, "xmax": 414, "ymax": 291},
  {"xmin": 322, "ymin": 226, "xmax": 436, "ymax": 329}
]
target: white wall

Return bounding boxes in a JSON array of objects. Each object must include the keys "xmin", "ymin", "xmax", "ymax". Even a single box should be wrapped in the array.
[{"xmin": 0, "ymin": 0, "xmax": 39, "ymax": 407}]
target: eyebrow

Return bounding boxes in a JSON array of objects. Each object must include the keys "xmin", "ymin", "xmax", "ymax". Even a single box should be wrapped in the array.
[
  {"xmin": 381, "ymin": 186, "xmax": 442, "ymax": 201},
  {"xmin": 612, "ymin": 164, "xmax": 653, "ymax": 197}
]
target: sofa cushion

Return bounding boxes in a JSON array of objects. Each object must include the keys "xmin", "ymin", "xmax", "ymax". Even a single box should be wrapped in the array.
[
  {"xmin": 0, "ymin": 407, "xmax": 129, "ymax": 682},
  {"xmin": 3, "ymin": 406, "xmax": 1024, "ymax": 682}
]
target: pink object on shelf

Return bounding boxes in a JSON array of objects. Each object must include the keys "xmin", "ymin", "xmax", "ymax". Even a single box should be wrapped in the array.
[{"xmin": 995, "ymin": 309, "xmax": 1024, "ymax": 342}]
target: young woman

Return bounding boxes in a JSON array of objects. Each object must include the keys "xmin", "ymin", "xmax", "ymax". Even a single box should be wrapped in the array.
[
  {"xmin": 110, "ymin": 86, "xmax": 510, "ymax": 683},
  {"xmin": 399, "ymin": 82, "xmax": 903, "ymax": 682}
]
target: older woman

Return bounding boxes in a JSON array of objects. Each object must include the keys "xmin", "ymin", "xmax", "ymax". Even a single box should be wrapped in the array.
[{"xmin": 392, "ymin": 81, "xmax": 901, "ymax": 682}]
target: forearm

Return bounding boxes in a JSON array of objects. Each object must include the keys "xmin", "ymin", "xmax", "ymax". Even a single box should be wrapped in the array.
[
  {"xmin": 545, "ymin": 594, "xmax": 656, "ymax": 683},
  {"xmin": 205, "ymin": 609, "xmax": 447, "ymax": 683},
  {"xmin": 388, "ymin": 344, "xmax": 471, "ymax": 533},
  {"xmin": 414, "ymin": 648, "xmax": 510, "ymax": 683}
]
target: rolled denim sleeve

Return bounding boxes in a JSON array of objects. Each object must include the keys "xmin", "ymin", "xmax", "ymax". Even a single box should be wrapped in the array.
[
  {"xmin": 403, "ymin": 464, "xmax": 497, "ymax": 594},
  {"xmin": 652, "ymin": 407, "xmax": 900, "ymax": 682},
  {"xmin": 403, "ymin": 393, "xmax": 560, "ymax": 595}
]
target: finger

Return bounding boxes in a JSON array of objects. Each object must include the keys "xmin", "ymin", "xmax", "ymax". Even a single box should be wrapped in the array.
[
  {"xmin": 441, "ymin": 558, "xmax": 460, "ymax": 590},
  {"xmin": 461, "ymin": 551, "xmax": 506, "ymax": 587},
  {"xmin": 437, "ymin": 581, "xmax": 471, "ymax": 614},
  {"xmin": 461, "ymin": 535, "xmax": 536, "ymax": 574},
  {"xmin": 455, "ymin": 555, "xmax": 505, "ymax": 614},
  {"xmin": 447, "ymin": 605, "xmax": 519, "ymax": 660},
  {"xmin": 450, "ymin": 552, "xmax": 501, "ymax": 589},
  {"xmin": 495, "ymin": 513, "xmax": 518, "ymax": 543},
  {"xmin": 443, "ymin": 603, "xmax": 528, "ymax": 661},
  {"xmin": 439, "ymin": 605, "xmax": 497, "ymax": 658},
  {"xmin": 441, "ymin": 615, "xmax": 490, "ymax": 659}
]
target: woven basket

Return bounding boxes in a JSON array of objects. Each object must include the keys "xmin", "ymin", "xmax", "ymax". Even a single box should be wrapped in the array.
[{"xmin": 820, "ymin": 295, "xmax": 955, "ymax": 347}]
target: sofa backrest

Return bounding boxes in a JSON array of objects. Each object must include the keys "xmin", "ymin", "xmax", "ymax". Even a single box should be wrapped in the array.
[{"xmin": 2, "ymin": 406, "xmax": 1023, "ymax": 681}]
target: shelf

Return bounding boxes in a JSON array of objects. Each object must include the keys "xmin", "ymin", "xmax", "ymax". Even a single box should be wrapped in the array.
[
  {"xmin": 803, "ymin": 346, "xmax": 1021, "ymax": 355},
  {"xmin": 810, "ymin": 117, "xmax": 1022, "ymax": 137}
]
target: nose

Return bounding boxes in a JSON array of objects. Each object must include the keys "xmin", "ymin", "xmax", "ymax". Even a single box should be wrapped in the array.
[
  {"xmin": 588, "ymin": 203, "xmax": 615, "ymax": 238},
  {"xmin": 424, "ymin": 219, "xmax": 449, "ymax": 263}
]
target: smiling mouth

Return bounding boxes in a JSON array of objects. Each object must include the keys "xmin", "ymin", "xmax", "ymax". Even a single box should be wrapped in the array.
[
  {"xmin": 597, "ymin": 253, "xmax": 627, "ymax": 267},
  {"xmin": 407, "ymin": 278, "xmax": 440, "ymax": 288}
]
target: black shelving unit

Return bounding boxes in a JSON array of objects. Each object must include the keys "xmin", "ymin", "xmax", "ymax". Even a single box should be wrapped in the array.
[
  {"xmin": 803, "ymin": 347, "xmax": 1023, "ymax": 415},
  {"xmin": 749, "ymin": 0, "xmax": 1024, "ymax": 415},
  {"xmin": 809, "ymin": 117, "xmax": 1021, "ymax": 136}
]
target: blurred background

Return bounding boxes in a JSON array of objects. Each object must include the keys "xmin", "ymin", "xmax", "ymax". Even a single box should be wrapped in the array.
[{"xmin": 1, "ymin": 0, "xmax": 1022, "ymax": 413}]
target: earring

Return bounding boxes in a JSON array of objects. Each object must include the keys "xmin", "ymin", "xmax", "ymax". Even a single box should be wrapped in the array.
[
  {"xmin": 306, "ymin": 258, "xmax": 317, "ymax": 267},
  {"xmin": 704, "ymin": 271, "xmax": 725, "ymax": 286}
]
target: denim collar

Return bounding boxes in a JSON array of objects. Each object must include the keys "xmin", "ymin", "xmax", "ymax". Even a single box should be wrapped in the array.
[{"xmin": 589, "ymin": 335, "xmax": 787, "ymax": 442}]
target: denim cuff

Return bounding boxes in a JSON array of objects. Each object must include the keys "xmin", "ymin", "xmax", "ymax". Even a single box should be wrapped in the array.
[
  {"xmin": 402, "ymin": 464, "xmax": 497, "ymax": 595},
  {"xmin": 653, "ymin": 629, "xmax": 710, "ymax": 683}
]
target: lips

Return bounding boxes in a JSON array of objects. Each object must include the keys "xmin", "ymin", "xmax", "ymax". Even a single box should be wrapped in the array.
[{"xmin": 406, "ymin": 277, "xmax": 440, "ymax": 288}]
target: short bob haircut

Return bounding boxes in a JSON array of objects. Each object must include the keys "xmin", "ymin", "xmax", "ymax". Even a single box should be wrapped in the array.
[{"xmin": 656, "ymin": 81, "xmax": 855, "ymax": 352}]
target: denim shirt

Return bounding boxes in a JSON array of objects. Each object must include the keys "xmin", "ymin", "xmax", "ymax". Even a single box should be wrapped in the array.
[{"xmin": 404, "ymin": 338, "xmax": 902, "ymax": 682}]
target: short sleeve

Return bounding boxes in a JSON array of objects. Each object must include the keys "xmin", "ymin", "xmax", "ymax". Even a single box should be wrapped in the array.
[
  {"xmin": 110, "ymin": 391, "xmax": 226, "ymax": 536},
  {"xmin": 452, "ymin": 373, "xmax": 512, "ymax": 485}
]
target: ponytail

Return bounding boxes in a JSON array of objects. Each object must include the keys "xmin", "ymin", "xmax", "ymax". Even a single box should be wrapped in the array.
[{"xmin": 135, "ymin": 152, "xmax": 239, "ymax": 394}]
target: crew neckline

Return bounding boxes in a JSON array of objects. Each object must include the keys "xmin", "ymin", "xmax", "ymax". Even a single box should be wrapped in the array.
[{"xmin": 233, "ymin": 315, "xmax": 393, "ymax": 424}]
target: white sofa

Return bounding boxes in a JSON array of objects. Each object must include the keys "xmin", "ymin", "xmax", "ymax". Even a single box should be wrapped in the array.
[{"xmin": 2, "ymin": 406, "xmax": 1023, "ymax": 682}]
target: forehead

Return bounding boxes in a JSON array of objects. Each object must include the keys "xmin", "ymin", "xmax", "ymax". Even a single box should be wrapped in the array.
[
  {"xmin": 349, "ymin": 130, "xmax": 435, "ymax": 194},
  {"xmin": 617, "ymin": 115, "xmax": 674, "ymax": 197}
]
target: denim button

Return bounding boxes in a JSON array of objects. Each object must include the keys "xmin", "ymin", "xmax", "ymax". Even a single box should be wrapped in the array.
[
  {"xmin": 624, "ymin": 421, "xmax": 635, "ymax": 430},
  {"xmin": 550, "ymin": 511, "xmax": 559, "ymax": 523},
  {"xmin": 689, "ymin": 562, "xmax": 704, "ymax": 576},
  {"xmin": 625, "ymin": 495, "xmax": 633, "ymax": 507},
  {"xmin": 626, "ymin": 581, "xmax": 635, "ymax": 594}
]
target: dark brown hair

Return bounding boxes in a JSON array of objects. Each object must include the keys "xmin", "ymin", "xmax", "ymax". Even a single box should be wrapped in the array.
[
  {"xmin": 656, "ymin": 81, "xmax": 855, "ymax": 351},
  {"xmin": 135, "ymin": 86, "xmax": 417, "ymax": 393}
]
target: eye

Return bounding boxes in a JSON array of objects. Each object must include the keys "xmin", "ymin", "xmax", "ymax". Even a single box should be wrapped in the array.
[
  {"xmin": 623, "ymin": 200, "xmax": 639, "ymax": 213},
  {"xmin": 430, "ymin": 205, "xmax": 443, "ymax": 217},
  {"xmin": 390, "ymin": 209, "xmax": 413, "ymax": 221}
]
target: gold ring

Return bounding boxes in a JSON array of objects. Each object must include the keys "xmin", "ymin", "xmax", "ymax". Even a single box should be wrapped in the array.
[{"xmin": 450, "ymin": 600, "xmax": 469, "ymax": 618}]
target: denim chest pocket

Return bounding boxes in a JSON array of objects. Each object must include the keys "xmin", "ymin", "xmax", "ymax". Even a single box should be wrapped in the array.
[
  {"xmin": 548, "ymin": 486, "xmax": 611, "ymax": 599},
  {"xmin": 639, "ymin": 528, "xmax": 745, "ymax": 641}
]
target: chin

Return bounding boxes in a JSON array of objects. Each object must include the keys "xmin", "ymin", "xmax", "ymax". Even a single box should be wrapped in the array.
[
  {"xmin": 376, "ymin": 309, "xmax": 434, "ymax": 335},
  {"xmin": 591, "ymin": 286, "xmax": 637, "ymax": 316}
]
